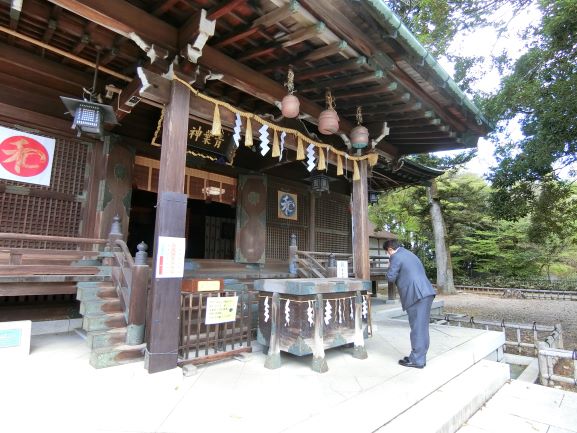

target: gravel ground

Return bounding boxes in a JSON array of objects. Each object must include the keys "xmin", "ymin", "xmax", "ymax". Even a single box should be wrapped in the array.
[{"xmin": 437, "ymin": 292, "xmax": 577, "ymax": 350}]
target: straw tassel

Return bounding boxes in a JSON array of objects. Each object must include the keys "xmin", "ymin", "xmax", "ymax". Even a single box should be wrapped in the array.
[
  {"xmin": 367, "ymin": 152, "xmax": 378, "ymax": 166},
  {"xmin": 272, "ymin": 130, "xmax": 280, "ymax": 158},
  {"xmin": 353, "ymin": 160, "xmax": 360, "ymax": 181},
  {"xmin": 317, "ymin": 147, "xmax": 326, "ymax": 170},
  {"xmin": 337, "ymin": 154, "xmax": 343, "ymax": 176},
  {"xmin": 211, "ymin": 105, "xmax": 222, "ymax": 136},
  {"xmin": 244, "ymin": 118, "xmax": 253, "ymax": 147},
  {"xmin": 296, "ymin": 135, "xmax": 305, "ymax": 160}
]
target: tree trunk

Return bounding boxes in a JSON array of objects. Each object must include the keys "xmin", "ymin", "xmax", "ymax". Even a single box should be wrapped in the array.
[{"xmin": 427, "ymin": 179, "xmax": 456, "ymax": 294}]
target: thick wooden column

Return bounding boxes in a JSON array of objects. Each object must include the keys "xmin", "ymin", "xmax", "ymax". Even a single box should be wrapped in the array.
[
  {"xmin": 352, "ymin": 160, "xmax": 370, "ymax": 280},
  {"xmin": 145, "ymin": 79, "xmax": 190, "ymax": 373}
]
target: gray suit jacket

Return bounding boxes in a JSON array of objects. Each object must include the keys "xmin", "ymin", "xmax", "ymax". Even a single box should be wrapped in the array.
[{"xmin": 387, "ymin": 247, "xmax": 436, "ymax": 310}]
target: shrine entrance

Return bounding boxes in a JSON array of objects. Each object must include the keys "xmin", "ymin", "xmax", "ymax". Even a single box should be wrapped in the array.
[{"xmin": 127, "ymin": 188, "xmax": 236, "ymax": 261}]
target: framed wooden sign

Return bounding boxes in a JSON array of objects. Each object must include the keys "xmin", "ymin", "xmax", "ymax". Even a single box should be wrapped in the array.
[{"xmin": 278, "ymin": 191, "xmax": 298, "ymax": 221}]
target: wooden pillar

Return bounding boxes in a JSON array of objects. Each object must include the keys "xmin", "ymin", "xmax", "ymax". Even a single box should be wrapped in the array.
[
  {"xmin": 352, "ymin": 159, "xmax": 370, "ymax": 280},
  {"xmin": 145, "ymin": 79, "xmax": 190, "ymax": 374},
  {"xmin": 309, "ymin": 191, "xmax": 316, "ymax": 252}
]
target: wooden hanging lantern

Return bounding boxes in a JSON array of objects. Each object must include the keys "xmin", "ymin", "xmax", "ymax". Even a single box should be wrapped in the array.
[
  {"xmin": 281, "ymin": 66, "xmax": 300, "ymax": 118},
  {"xmin": 350, "ymin": 106, "xmax": 369, "ymax": 149},
  {"xmin": 318, "ymin": 89, "xmax": 339, "ymax": 135}
]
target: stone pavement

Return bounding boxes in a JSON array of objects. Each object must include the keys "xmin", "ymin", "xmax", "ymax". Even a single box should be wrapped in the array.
[{"xmin": 0, "ymin": 300, "xmax": 573, "ymax": 433}]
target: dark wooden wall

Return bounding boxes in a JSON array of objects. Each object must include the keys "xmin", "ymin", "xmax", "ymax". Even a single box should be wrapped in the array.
[
  {"xmin": 0, "ymin": 123, "xmax": 92, "ymax": 248},
  {"xmin": 265, "ymin": 175, "xmax": 352, "ymax": 260}
]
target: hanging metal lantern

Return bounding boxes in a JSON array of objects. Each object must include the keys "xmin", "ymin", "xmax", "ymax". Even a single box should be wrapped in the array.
[
  {"xmin": 60, "ymin": 51, "xmax": 117, "ymax": 140},
  {"xmin": 60, "ymin": 97, "xmax": 117, "ymax": 139},
  {"xmin": 368, "ymin": 190, "xmax": 380, "ymax": 204},
  {"xmin": 311, "ymin": 172, "xmax": 330, "ymax": 193}
]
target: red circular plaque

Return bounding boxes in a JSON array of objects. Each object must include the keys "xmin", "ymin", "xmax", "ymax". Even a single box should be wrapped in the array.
[{"xmin": 0, "ymin": 135, "xmax": 49, "ymax": 177}]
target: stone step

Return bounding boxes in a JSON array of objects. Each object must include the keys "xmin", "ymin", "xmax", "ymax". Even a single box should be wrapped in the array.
[
  {"xmin": 76, "ymin": 282, "xmax": 116, "ymax": 301},
  {"xmin": 83, "ymin": 312, "xmax": 126, "ymax": 332},
  {"xmin": 376, "ymin": 360, "xmax": 510, "ymax": 433},
  {"xmin": 79, "ymin": 298, "xmax": 123, "ymax": 315},
  {"xmin": 89, "ymin": 343, "xmax": 146, "ymax": 369},
  {"xmin": 87, "ymin": 328, "xmax": 127, "ymax": 349},
  {"xmin": 457, "ymin": 379, "xmax": 577, "ymax": 433}
]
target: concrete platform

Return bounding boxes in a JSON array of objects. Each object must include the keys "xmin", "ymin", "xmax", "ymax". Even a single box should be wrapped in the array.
[
  {"xmin": 458, "ymin": 380, "xmax": 577, "ymax": 433},
  {"xmin": 0, "ymin": 300, "xmax": 550, "ymax": 433}
]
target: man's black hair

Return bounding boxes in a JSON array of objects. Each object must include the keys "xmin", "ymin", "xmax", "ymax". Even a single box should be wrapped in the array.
[{"xmin": 383, "ymin": 239, "xmax": 401, "ymax": 250}]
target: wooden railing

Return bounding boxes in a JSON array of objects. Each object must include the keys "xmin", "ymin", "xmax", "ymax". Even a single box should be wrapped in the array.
[
  {"xmin": 0, "ymin": 216, "xmax": 150, "ymax": 345},
  {"xmin": 288, "ymin": 234, "xmax": 390, "ymax": 278},
  {"xmin": 108, "ymin": 239, "xmax": 149, "ymax": 345},
  {"xmin": 0, "ymin": 232, "xmax": 109, "ymax": 296}
]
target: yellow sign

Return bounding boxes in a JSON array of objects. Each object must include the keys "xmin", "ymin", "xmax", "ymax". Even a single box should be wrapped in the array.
[{"xmin": 205, "ymin": 296, "xmax": 238, "ymax": 325}]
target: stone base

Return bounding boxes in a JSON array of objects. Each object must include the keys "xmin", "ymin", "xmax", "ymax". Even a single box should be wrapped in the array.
[
  {"xmin": 312, "ymin": 356, "xmax": 328, "ymax": 373},
  {"xmin": 264, "ymin": 352, "xmax": 281, "ymax": 369},
  {"xmin": 352, "ymin": 345, "xmax": 368, "ymax": 359}
]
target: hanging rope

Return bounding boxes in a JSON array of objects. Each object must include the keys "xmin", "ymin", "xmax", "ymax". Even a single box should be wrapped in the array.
[
  {"xmin": 158, "ymin": 76, "xmax": 379, "ymax": 179},
  {"xmin": 356, "ymin": 106, "xmax": 363, "ymax": 126},
  {"xmin": 325, "ymin": 88, "xmax": 336, "ymax": 110},
  {"xmin": 285, "ymin": 65, "xmax": 295, "ymax": 95}
]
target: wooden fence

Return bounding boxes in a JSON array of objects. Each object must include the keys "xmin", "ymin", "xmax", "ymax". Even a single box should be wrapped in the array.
[{"xmin": 178, "ymin": 289, "xmax": 255, "ymax": 366}]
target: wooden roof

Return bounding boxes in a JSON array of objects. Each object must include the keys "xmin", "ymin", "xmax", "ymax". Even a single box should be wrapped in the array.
[{"xmin": 0, "ymin": 0, "xmax": 489, "ymax": 189}]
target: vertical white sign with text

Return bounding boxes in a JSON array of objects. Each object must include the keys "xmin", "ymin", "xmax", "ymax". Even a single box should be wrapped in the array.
[
  {"xmin": 155, "ymin": 236, "xmax": 186, "ymax": 278},
  {"xmin": 337, "ymin": 260, "xmax": 349, "ymax": 278}
]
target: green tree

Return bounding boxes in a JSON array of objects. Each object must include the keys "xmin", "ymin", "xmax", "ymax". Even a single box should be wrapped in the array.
[
  {"xmin": 527, "ymin": 181, "xmax": 577, "ymax": 279},
  {"xmin": 485, "ymin": 0, "xmax": 577, "ymax": 218}
]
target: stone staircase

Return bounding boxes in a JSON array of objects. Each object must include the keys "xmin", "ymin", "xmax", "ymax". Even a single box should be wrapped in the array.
[
  {"xmin": 375, "ymin": 359, "xmax": 510, "ymax": 433},
  {"xmin": 77, "ymin": 279, "xmax": 146, "ymax": 368}
]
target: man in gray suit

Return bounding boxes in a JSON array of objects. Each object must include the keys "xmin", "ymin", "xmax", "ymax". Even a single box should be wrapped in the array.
[{"xmin": 385, "ymin": 239, "xmax": 436, "ymax": 368}]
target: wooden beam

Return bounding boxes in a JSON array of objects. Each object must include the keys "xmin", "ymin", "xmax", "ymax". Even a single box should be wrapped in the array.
[
  {"xmin": 299, "ymin": 0, "xmax": 471, "ymax": 134},
  {"xmin": 113, "ymin": 77, "xmax": 142, "ymax": 120},
  {"xmin": 299, "ymin": 70, "xmax": 384, "ymax": 92},
  {"xmin": 213, "ymin": 26, "xmax": 260, "ymax": 48},
  {"xmin": 385, "ymin": 118, "xmax": 442, "ymax": 128},
  {"xmin": 251, "ymin": 1, "xmax": 301, "ymax": 28},
  {"xmin": 0, "ymin": 42, "xmax": 93, "ymax": 90},
  {"xmin": 0, "ymin": 102, "xmax": 74, "ymax": 136},
  {"xmin": 296, "ymin": 57, "xmax": 367, "ymax": 81},
  {"xmin": 206, "ymin": 0, "xmax": 248, "ymax": 21},
  {"xmin": 48, "ymin": 0, "xmax": 397, "ymax": 157},
  {"xmin": 179, "ymin": 9, "xmax": 215, "ymax": 62},
  {"xmin": 280, "ymin": 22, "xmax": 326, "ymax": 48},
  {"xmin": 297, "ymin": 40, "xmax": 348, "ymax": 63},
  {"xmin": 42, "ymin": 5, "xmax": 62, "ymax": 42},
  {"xmin": 309, "ymin": 82, "xmax": 399, "ymax": 102},
  {"xmin": 339, "ymin": 93, "xmax": 411, "ymax": 113},
  {"xmin": 10, "ymin": 0, "xmax": 23, "ymax": 30},
  {"xmin": 152, "ymin": 0, "xmax": 180, "ymax": 16},
  {"xmin": 387, "ymin": 128, "xmax": 450, "ymax": 138}
]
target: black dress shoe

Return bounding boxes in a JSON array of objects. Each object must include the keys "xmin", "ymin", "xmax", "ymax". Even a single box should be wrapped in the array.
[{"xmin": 398, "ymin": 358, "xmax": 425, "ymax": 369}]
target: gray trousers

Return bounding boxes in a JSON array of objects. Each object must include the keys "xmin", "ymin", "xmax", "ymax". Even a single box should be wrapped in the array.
[{"xmin": 406, "ymin": 295, "xmax": 435, "ymax": 366}]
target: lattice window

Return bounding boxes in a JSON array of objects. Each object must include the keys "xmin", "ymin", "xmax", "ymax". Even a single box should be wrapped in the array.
[
  {"xmin": 316, "ymin": 194, "xmax": 350, "ymax": 231},
  {"xmin": 315, "ymin": 193, "xmax": 351, "ymax": 253},
  {"xmin": 267, "ymin": 226, "xmax": 308, "ymax": 260},
  {"xmin": 316, "ymin": 232, "xmax": 351, "ymax": 254},
  {"xmin": 0, "ymin": 126, "xmax": 88, "ymax": 249},
  {"xmin": 266, "ymin": 179, "xmax": 310, "ymax": 260}
]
